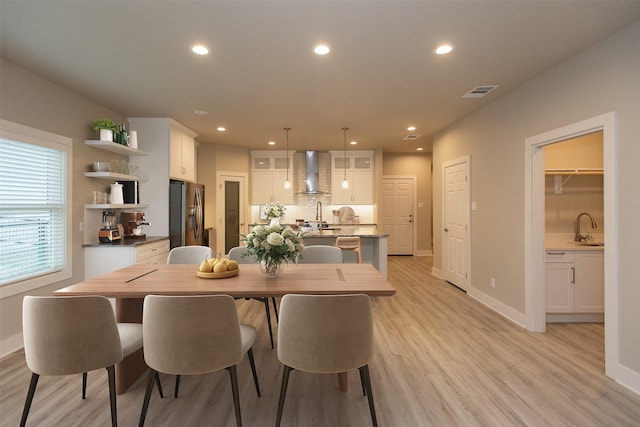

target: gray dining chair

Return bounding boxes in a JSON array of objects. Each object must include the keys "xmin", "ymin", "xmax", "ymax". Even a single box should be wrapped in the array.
[
  {"xmin": 228, "ymin": 246, "xmax": 279, "ymax": 349},
  {"xmin": 21, "ymin": 296, "xmax": 135, "ymax": 427},
  {"xmin": 166, "ymin": 244, "xmax": 215, "ymax": 396},
  {"xmin": 166, "ymin": 245, "xmax": 212, "ymax": 264},
  {"xmin": 298, "ymin": 245, "xmax": 344, "ymax": 264},
  {"xmin": 275, "ymin": 294, "xmax": 377, "ymax": 426},
  {"xmin": 139, "ymin": 295, "xmax": 260, "ymax": 427}
]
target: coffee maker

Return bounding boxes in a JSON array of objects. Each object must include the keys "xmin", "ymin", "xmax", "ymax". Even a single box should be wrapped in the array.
[
  {"xmin": 98, "ymin": 211, "xmax": 121, "ymax": 243},
  {"xmin": 121, "ymin": 211, "xmax": 149, "ymax": 238}
]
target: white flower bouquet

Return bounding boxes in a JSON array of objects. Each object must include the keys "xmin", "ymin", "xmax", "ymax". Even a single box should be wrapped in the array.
[
  {"xmin": 242, "ymin": 223, "xmax": 304, "ymax": 276},
  {"xmin": 263, "ymin": 202, "xmax": 286, "ymax": 219}
]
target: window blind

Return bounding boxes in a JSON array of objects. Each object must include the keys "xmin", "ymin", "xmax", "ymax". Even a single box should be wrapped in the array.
[{"xmin": 0, "ymin": 139, "xmax": 66, "ymax": 285}]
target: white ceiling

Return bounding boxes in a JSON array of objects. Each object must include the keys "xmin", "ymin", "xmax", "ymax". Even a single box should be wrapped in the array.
[{"xmin": 2, "ymin": 1, "xmax": 640, "ymax": 153}]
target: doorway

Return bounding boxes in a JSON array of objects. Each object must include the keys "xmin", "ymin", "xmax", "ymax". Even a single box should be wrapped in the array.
[
  {"xmin": 216, "ymin": 172, "xmax": 247, "ymax": 256},
  {"xmin": 381, "ymin": 176, "xmax": 415, "ymax": 255},
  {"xmin": 524, "ymin": 112, "xmax": 617, "ymax": 378},
  {"xmin": 442, "ymin": 156, "xmax": 470, "ymax": 291}
]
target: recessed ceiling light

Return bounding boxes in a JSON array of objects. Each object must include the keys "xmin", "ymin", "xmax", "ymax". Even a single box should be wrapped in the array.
[
  {"xmin": 407, "ymin": 126, "xmax": 416, "ymax": 131},
  {"xmin": 434, "ymin": 44, "xmax": 454, "ymax": 55},
  {"xmin": 217, "ymin": 127, "xmax": 226, "ymax": 132},
  {"xmin": 314, "ymin": 44, "xmax": 330, "ymax": 55},
  {"xmin": 194, "ymin": 110, "xmax": 208, "ymax": 116},
  {"xmin": 350, "ymin": 141, "xmax": 358, "ymax": 145},
  {"xmin": 268, "ymin": 141, "xmax": 276, "ymax": 145},
  {"xmin": 191, "ymin": 45, "xmax": 209, "ymax": 55},
  {"xmin": 416, "ymin": 147, "xmax": 424, "ymax": 151}
]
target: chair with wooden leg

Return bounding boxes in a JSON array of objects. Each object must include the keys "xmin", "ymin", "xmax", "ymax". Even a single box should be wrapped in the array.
[
  {"xmin": 335, "ymin": 236, "xmax": 362, "ymax": 263},
  {"xmin": 275, "ymin": 294, "xmax": 377, "ymax": 427}
]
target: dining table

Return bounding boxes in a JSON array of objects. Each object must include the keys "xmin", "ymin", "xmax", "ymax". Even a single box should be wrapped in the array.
[{"xmin": 54, "ymin": 262, "xmax": 396, "ymax": 394}]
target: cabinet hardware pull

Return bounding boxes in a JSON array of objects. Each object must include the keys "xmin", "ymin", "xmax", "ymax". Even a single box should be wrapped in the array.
[
  {"xmin": 546, "ymin": 252, "xmax": 565, "ymax": 255},
  {"xmin": 571, "ymin": 267, "xmax": 576, "ymax": 283}
]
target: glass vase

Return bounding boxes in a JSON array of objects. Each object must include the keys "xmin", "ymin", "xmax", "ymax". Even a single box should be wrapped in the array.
[{"xmin": 260, "ymin": 259, "xmax": 282, "ymax": 278}]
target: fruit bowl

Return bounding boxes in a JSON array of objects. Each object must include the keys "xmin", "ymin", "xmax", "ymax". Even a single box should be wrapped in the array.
[{"xmin": 197, "ymin": 269, "xmax": 239, "ymax": 279}]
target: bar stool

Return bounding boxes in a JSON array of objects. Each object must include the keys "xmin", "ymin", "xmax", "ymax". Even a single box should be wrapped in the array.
[{"xmin": 335, "ymin": 236, "xmax": 362, "ymax": 263}]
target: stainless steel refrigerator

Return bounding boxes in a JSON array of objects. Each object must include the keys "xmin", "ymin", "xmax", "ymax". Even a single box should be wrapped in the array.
[{"xmin": 169, "ymin": 180, "xmax": 205, "ymax": 249}]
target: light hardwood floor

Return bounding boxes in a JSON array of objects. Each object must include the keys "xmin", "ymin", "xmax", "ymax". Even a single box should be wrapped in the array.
[{"xmin": 2, "ymin": 256, "xmax": 639, "ymax": 426}]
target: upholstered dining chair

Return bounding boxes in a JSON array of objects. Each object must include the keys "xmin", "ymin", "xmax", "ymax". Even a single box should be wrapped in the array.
[
  {"xmin": 139, "ymin": 295, "xmax": 261, "ymax": 427},
  {"xmin": 21, "ymin": 295, "xmax": 135, "ymax": 427},
  {"xmin": 228, "ymin": 246, "xmax": 279, "ymax": 349},
  {"xmin": 298, "ymin": 245, "xmax": 344, "ymax": 264},
  {"xmin": 275, "ymin": 294, "xmax": 378, "ymax": 427},
  {"xmin": 166, "ymin": 245, "xmax": 212, "ymax": 264}
]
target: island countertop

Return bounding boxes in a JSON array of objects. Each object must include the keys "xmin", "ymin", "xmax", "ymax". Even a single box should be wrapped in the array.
[{"xmin": 300, "ymin": 226, "xmax": 387, "ymax": 238}]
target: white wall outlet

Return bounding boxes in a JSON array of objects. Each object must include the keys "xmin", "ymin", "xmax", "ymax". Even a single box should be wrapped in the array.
[
  {"xmin": 79, "ymin": 222, "xmax": 85, "ymax": 232},
  {"xmin": 490, "ymin": 278, "xmax": 496, "ymax": 288}
]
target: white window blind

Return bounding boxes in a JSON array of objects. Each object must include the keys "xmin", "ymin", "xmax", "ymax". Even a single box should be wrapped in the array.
[{"xmin": 0, "ymin": 131, "xmax": 67, "ymax": 287}]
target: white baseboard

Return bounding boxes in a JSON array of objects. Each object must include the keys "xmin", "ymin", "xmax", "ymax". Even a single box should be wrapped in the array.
[
  {"xmin": 0, "ymin": 331, "xmax": 23, "ymax": 358},
  {"xmin": 467, "ymin": 287, "xmax": 527, "ymax": 328},
  {"xmin": 546, "ymin": 313, "xmax": 604, "ymax": 323},
  {"xmin": 415, "ymin": 250, "xmax": 432, "ymax": 256},
  {"xmin": 431, "ymin": 267, "xmax": 443, "ymax": 279},
  {"xmin": 612, "ymin": 361, "xmax": 640, "ymax": 396}
]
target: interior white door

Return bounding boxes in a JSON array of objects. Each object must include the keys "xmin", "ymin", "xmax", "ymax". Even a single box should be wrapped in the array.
[
  {"xmin": 443, "ymin": 158, "xmax": 469, "ymax": 290},
  {"xmin": 382, "ymin": 177, "xmax": 414, "ymax": 255},
  {"xmin": 216, "ymin": 173, "xmax": 247, "ymax": 256}
]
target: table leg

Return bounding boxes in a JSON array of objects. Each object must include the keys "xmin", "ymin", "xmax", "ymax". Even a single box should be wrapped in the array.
[
  {"xmin": 115, "ymin": 298, "xmax": 146, "ymax": 395},
  {"xmin": 338, "ymin": 372, "xmax": 349, "ymax": 392}
]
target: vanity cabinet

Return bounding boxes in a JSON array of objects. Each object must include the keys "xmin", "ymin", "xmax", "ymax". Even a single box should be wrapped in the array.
[
  {"xmin": 330, "ymin": 150, "xmax": 374, "ymax": 205},
  {"xmin": 545, "ymin": 250, "xmax": 604, "ymax": 313},
  {"xmin": 251, "ymin": 151, "xmax": 294, "ymax": 205}
]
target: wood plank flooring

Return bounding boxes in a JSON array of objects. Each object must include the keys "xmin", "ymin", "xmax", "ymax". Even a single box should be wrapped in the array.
[{"xmin": 2, "ymin": 255, "xmax": 639, "ymax": 426}]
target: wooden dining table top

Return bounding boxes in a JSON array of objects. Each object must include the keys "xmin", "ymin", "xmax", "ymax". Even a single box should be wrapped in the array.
[{"xmin": 54, "ymin": 263, "xmax": 396, "ymax": 298}]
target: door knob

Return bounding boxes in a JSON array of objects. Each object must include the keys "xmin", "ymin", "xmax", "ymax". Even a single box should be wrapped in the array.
[{"xmin": 444, "ymin": 228, "xmax": 449, "ymax": 232}]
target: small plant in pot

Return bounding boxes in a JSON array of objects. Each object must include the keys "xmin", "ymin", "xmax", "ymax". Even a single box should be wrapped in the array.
[{"xmin": 91, "ymin": 119, "xmax": 119, "ymax": 142}]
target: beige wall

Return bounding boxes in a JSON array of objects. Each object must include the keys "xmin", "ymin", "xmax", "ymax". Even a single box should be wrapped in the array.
[
  {"xmin": 382, "ymin": 152, "xmax": 432, "ymax": 253},
  {"xmin": 432, "ymin": 21, "xmax": 640, "ymax": 375},
  {"xmin": 0, "ymin": 59, "xmax": 125, "ymax": 354},
  {"xmin": 196, "ymin": 142, "xmax": 250, "ymax": 250}
]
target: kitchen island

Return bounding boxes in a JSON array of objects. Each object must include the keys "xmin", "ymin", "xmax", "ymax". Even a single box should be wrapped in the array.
[{"xmin": 300, "ymin": 226, "xmax": 389, "ymax": 278}]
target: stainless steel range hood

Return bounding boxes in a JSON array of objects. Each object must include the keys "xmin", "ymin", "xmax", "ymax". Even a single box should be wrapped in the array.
[{"xmin": 295, "ymin": 151, "xmax": 331, "ymax": 194}]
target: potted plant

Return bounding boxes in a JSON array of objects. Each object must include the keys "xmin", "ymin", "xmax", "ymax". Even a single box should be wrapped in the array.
[{"xmin": 91, "ymin": 119, "xmax": 119, "ymax": 142}]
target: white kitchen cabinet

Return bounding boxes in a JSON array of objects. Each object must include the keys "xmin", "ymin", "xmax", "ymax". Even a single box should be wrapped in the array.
[
  {"xmin": 251, "ymin": 151, "xmax": 294, "ymax": 204},
  {"xmin": 84, "ymin": 238, "xmax": 170, "ymax": 280},
  {"xmin": 330, "ymin": 150, "xmax": 374, "ymax": 205},
  {"xmin": 545, "ymin": 250, "xmax": 603, "ymax": 313},
  {"xmin": 574, "ymin": 252, "xmax": 605, "ymax": 312},
  {"xmin": 170, "ymin": 127, "xmax": 196, "ymax": 182}
]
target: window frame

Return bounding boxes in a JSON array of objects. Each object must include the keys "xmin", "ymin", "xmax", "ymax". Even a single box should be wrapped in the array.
[{"xmin": 0, "ymin": 119, "xmax": 73, "ymax": 298}]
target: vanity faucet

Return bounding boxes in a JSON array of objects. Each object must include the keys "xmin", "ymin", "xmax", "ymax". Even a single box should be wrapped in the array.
[{"xmin": 575, "ymin": 212, "xmax": 597, "ymax": 242}]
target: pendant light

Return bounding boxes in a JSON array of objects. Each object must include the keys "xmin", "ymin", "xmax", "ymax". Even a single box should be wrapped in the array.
[
  {"xmin": 341, "ymin": 127, "xmax": 349, "ymax": 189},
  {"xmin": 284, "ymin": 127, "xmax": 291, "ymax": 189}
]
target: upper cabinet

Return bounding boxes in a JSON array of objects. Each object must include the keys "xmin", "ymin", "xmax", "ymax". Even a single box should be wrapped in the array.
[
  {"xmin": 169, "ymin": 127, "xmax": 196, "ymax": 182},
  {"xmin": 545, "ymin": 131, "xmax": 603, "ymax": 174},
  {"xmin": 251, "ymin": 151, "xmax": 294, "ymax": 205},
  {"xmin": 330, "ymin": 150, "xmax": 374, "ymax": 205}
]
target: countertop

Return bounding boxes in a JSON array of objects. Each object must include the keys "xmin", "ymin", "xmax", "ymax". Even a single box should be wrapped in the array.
[
  {"xmin": 299, "ymin": 226, "xmax": 388, "ymax": 238},
  {"xmin": 545, "ymin": 234, "xmax": 604, "ymax": 251},
  {"xmin": 83, "ymin": 235, "xmax": 169, "ymax": 248}
]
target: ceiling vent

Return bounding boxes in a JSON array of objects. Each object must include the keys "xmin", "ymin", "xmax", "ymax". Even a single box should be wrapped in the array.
[
  {"xmin": 463, "ymin": 85, "xmax": 499, "ymax": 98},
  {"xmin": 403, "ymin": 134, "xmax": 421, "ymax": 140}
]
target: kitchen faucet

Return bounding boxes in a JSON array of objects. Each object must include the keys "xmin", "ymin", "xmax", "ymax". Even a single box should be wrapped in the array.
[
  {"xmin": 575, "ymin": 212, "xmax": 597, "ymax": 242},
  {"xmin": 316, "ymin": 201, "xmax": 323, "ymax": 232}
]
